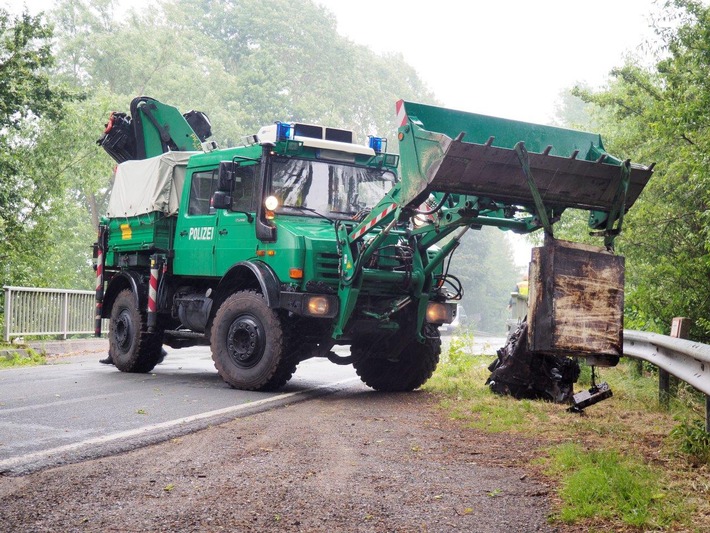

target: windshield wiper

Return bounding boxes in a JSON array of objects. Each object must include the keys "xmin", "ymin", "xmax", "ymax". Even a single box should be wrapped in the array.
[{"xmin": 283, "ymin": 205, "xmax": 335, "ymax": 224}]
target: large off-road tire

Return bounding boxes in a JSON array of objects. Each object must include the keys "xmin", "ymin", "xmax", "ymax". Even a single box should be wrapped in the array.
[
  {"xmin": 210, "ymin": 290, "xmax": 293, "ymax": 391},
  {"xmin": 352, "ymin": 325, "xmax": 441, "ymax": 392},
  {"xmin": 108, "ymin": 289, "xmax": 164, "ymax": 373}
]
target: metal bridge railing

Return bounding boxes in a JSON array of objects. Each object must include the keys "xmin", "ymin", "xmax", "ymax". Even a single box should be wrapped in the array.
[{"xmin": 3, "ymin": 286, "xmax": 100, "ymax": 342}]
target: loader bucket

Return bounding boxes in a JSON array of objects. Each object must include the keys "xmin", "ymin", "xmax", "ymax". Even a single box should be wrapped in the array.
[{"xmin": 396, "ymin": 100, "xmax": 653, "ymax": 213}]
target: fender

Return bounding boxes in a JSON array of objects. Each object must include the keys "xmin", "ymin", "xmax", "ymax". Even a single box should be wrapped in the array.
[
  {"xmin": 212, "ymin": 260, "xmax": 281, "ymax": 312},
  {"xmin": 101, "ymin": 270, "xmax": 148, "ymax": 318}
]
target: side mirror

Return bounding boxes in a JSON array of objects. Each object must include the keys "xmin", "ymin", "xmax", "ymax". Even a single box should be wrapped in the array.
[
  {"xmin": 217, "ymin": 161, "xmax": 236, "ymax": 192},
  {"xmin": 212, "ymin": 190, "xmax": 232, "ymax": 210}
]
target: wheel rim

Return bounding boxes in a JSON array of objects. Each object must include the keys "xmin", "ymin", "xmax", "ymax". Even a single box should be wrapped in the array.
[
  {"xmin": 226, "ymin": 314, "xmax": 265, "ymax": 369},
  {"xmin": 114, "ymin": 308, "xmax": 134, "ymax": 354}
]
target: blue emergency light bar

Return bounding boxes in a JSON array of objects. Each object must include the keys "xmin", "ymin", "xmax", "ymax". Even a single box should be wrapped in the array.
[
  {"xmin": 276, "ymin": 122, "xmax": 293, "ymax": 141},
  {"xmin": 368, "ymin": 136, "xmax": 387, "ymax": 153}
]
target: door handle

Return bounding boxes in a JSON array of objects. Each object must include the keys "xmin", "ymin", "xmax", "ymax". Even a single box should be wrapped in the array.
[
  {"xmin": 219, "ymin": 229, "xmax": 228, "ymax": 236},
  {"xmin": 179, "ymin": 230, "xmax": 188, "ymax": 237}
]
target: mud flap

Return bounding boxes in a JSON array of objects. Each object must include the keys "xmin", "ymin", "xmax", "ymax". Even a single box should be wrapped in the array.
[{"xmin": 486, "ymin": 321, "xmax": 580, "ymax": 403}]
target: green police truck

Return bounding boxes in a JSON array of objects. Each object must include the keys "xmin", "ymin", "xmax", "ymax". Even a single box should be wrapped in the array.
[{"xmin": 94, "ymin": 96, "xmax": 653, "ymax": 397}]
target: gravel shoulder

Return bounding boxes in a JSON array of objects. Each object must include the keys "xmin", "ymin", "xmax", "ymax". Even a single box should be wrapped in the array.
[{"xmin": 0, "ymin": 387, "xmax": 570, "ymax": 532}]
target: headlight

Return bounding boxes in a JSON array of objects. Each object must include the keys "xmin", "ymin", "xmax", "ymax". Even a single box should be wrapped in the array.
[
  {"xmin": 426, "ymin": 302, "xmax": 455, "ymax": 324},
  {"xmin": 307, "ymin": 296, "xmax": 331, "ymax": 316}
]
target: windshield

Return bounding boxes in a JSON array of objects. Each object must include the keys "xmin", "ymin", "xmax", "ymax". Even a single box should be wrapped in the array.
[{"xmin": 270, "ymin": 157, "xmax": 396, "ymax": 218}]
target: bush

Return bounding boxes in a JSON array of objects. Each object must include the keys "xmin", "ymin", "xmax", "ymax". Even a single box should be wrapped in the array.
[{"xmin": 671, "ymin": 419, "xmax": 710, "ymax": 465}]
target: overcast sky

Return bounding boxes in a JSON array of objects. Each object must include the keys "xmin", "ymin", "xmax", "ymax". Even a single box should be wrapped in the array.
[
  {"xmin": 315, "ymin": 0, "xmax": 663, "ymax": 123},
  {"xmin": 16, "ymin": 0, "xmax": 663, "ymax": 124}
]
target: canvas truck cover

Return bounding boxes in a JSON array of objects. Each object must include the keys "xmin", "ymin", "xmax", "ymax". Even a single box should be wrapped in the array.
[{"xmin": 106, "ymin": 152, "xmax": 195, "ymax": 217}]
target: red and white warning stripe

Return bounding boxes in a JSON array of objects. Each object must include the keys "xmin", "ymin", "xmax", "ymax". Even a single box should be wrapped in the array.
[
  {"xmin": 148, "ymin": 264, "xmax": 159, "ymax": 313},
  {"xmin": 349, "ymin": 203, "xmax": 397, "ymax": 241},
  {"xmin": 94, "ymin": 248, "xmax": 104, "ymax": 336},
  {"xmin": 395, "ymin": 99, "xmax": 408, "ymax": 128},
  {"xmin": 95, "ymin": 249, "xmax": 104, "ymax": 295}
]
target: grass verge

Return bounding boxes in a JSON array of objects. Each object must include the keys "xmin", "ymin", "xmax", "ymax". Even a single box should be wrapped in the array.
[
  {"xmin": 424, "ymin": 335, "xmax": 710, "ymax": 531},
  {"xmin": 0, "ymin": 345, "xmax": 46, "ymax": 368}
]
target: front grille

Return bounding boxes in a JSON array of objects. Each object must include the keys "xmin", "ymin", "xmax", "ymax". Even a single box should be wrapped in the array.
[{"xmin": 314, "ymin": 252, "xmax": 340, "ymax": 287}]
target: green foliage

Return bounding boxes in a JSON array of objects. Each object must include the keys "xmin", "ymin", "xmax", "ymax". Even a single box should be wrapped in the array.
[
  {"xmin": 670, "ymin": 419, "xmax": 710, "ymax": 464},
  {"xmin": 52, "ymin": 0, "xmax": 435, "ymax": 145},
  {"xmin": 0, "ymin": 8, "xmax": 76, "ymax": 288},
  {"xmin": 564, "ymin": 0, "xmax": 710, "ymax": 341},
  {"xmin": 575, "ymin": 359, "xmax": 593, "ymax": 387},
  {"xmin": 0, "ymin": 9, "xmax": 63, "ymax": 128},
  {"xmin": 425, "ymin": 341, "xmax": 552, "ymax": 432},
  {"xmin": 439, "ymin": 335, "xmax": 475, "ymax": 376},
  {"xmin": 425, "ymin": 336, "xmax": 487, "ymax": 400},
  {"xmin": 544, "ymin": 443, "xmax": 679, "ymax": 528},
  {"xmin": 0, "ymin": 348, "xmax": 46, "ymax": 368},
  {"xmin": 551, "ymin": 83, "xmax": 597, "ymax": 130}
]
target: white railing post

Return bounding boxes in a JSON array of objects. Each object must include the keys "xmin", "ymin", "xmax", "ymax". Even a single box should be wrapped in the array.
[
  {"xmin": 61, "ymin": 290, "xmax": 69, "ymax": 340},
  {"xmin": 3, "ymin": 286, "xmax": 11, "ymax": 342}
]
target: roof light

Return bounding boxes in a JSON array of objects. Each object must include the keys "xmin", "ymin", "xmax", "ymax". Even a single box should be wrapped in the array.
[
  {"xmin": 368, "ymin": 136, "xmax": 387, "ymax": 153},
  {"xmin": 294, "ymin": 123, "xmax": 323, "ymax": 139},
  {"xmin": 325, "ymin": 128, "xmax": 353, "ymax": 143},
  {"xmin": 276, "ymin": 122, "xmax": 293, "ymax": 141}
]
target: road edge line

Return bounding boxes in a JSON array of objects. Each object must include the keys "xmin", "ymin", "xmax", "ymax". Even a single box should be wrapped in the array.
[{"xmin": 0, "ymin": 377, "xmax": 359, "ymax": 475}]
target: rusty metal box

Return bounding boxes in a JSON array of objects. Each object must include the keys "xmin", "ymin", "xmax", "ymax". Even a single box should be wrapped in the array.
[{"xmin": 527, "ymin": 238, "xmax": 624, "ymax": 364}]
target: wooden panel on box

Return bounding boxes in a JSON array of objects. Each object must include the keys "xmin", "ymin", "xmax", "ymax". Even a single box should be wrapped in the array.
[{"xmin": 528, "ymin": 238, "xmax": 624, "ymax": 360}]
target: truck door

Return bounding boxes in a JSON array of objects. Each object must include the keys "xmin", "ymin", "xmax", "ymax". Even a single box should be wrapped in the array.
[
  {"xmin": 214, "ymin": 164, "xmax": 260, "ymax": 275},
  {"xmin": 173, "ymin": 168, "xmax": 219, "ymax": 276}
]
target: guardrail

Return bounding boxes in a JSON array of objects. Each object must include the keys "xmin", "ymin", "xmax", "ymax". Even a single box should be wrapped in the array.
[
  {"xmin": 624, "ymin": 328, "xmax": 710, "ymax": 431},
  {"xmin": 3, "ymin": 286, "xmax": 100, "ymax": 342},
  {"xmin": 624, "ymin": 330, "xmax": 710, "ymax": 396}
]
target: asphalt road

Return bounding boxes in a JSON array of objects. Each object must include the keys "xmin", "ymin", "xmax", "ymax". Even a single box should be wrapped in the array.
[{"xmin": 0, "ymin": 345, "xmax": 361, "ymax": 475}]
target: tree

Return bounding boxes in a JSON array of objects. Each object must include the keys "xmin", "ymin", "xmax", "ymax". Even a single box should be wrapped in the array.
[
  {"xmin": 569, "ymin": 0, "xmax": 710, "ymax": 340},
  {"xmin": 0, "ymin": 9, "xmax": 72, "ymax": 287},
  {"xmin": 0, "ymin": 10, "xmax": 63, "ymax": 127},
  {"xmin": 448, "ymin": 227, "xmax": 520, "ymax": 335},
  {"xmin": 551, "ymin": 83, "xmax": 596, "ymax": 130}
]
